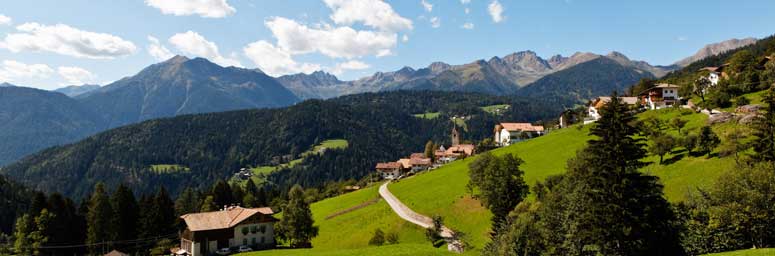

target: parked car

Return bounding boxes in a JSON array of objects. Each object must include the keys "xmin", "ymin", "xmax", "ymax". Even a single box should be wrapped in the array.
[
  {"xmin": 237, "ymin": 245, "xmax": 253, "ymax": 253},
  {"xmin": 215, "ymin": 248, "xmax": 231, "ymax": 255}
]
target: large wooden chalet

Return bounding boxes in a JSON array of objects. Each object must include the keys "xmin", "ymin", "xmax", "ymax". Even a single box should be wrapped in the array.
[{"xmin": 179, "ymin": 206, "xmax": 278, "ymax": 256}]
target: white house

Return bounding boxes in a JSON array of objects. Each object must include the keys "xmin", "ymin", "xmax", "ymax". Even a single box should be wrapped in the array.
[
  {"xmin": 375, "ymin": 162, "xmax": 402, "ymax": 179},
  {"xmin": 638, "ymin": 83, "xmax": 682, "ymax": 110},
  {"xmin": 586, "ymin": 96, "xmax": 639, "ymax": 124},
  {"xmin": 494, "ymin": 123, "xmax": 545, "ymax": 146},
  {"xmin": 179, "ymin": 206, "xmax": 278, "ymax": 256}
]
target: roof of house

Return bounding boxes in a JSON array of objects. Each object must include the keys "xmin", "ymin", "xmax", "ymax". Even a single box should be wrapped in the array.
[
  {"xmin": 654, "ymin": 83, "xmax": 681, "ymax": 89},
  {"xmin": 105, "ymin": 250, "xmax": 129, "ymax": 256},
  {"xmin": 376, "ymin": 162, "xmax": 401, "ymax": 169},
  {"xmin": 181, "ymin": 206, "xmax": 276, "ymax": 232},
  {"xmin": 499, "ymin": 123, "xmax": 545, "ymax": 132},
  {"xmin": 410, "ymin": 153, "xmax": 427, "ymax": 159},
  {"xmin": 409, "ymin": 158, "xmax": 432, "ymax": 166},
  {"xmin": 397, "ymin": 158, "xmax": 412, "ymax": 169},
  {"xmin": 594, "ymin": 96, "xmax": 639, "ymax": 106},
  {"xmin": 446, "ymin": 144, "xmax": 475, "ymax": 156}
]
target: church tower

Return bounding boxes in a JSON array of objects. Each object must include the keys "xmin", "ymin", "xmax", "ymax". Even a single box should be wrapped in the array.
[{"xmin": 451, "ymin": 125, "xmax": 460, "ymax": 146}]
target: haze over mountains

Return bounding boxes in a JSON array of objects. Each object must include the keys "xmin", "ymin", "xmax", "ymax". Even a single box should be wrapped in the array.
[{"xmin": 0, "ymin": 37, "xmax": 759, "ymax": 167}]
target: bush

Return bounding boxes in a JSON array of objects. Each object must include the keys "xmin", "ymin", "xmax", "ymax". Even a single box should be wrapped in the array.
[
  {"xmin": 386, "ymin": 231, "xmax": 399, "ymax": 244},
  {"xmin": 368, "ymin": 228, "xmax": 385, "ymax": 246},
  {"xmin": 734, "ymin": 96, "xmax": 751, "ymax": 107}
]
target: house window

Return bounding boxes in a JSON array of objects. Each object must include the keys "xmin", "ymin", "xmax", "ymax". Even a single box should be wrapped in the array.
[
  {"xmin": 243, "ymin": 238, "xmax": 248, "ymax": 245},
  {"xmin": 252, "ymin": 237, "xmax": 256, "ymax": 245},
  {"xmin": 261, "ymin": 237, "xmax": 265, "ymax": 244}
]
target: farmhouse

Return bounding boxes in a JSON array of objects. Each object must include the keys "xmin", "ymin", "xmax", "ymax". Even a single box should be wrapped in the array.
[
  {"xmin": 179, "ymin": 206, "xmax": 278, "ymax": 256},
  {"xmin": 700, "ymin": 64, "xmax": 728, "ymax": 86},
  {"xmin": 639, "ymin": 83, "xmax": 682, "ymax": 110},
  {"xmin": 375, "ymin": 162, "xmax": 403, "ymax": 180},
  {"xmin": 586, "ymin": 96, "xmax": 639, "ymax": 123},
  {"xmin": 494, "ymin": 123, "xmax": 545, "ymax": 146}
]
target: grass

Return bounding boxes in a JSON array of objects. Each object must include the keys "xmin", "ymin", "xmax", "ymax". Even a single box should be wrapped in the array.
[
  {"xmin": 241, "ymin": 243, "xmax": 453, "ymax": 256},
  {"xmin": 480, "ymin": 104, "xmax": 510, "ymax": 114},
  {"xmin": 252, "ymin": 108, "xmax": 750, "ymax": 255},
  {"xmin": 702, "ymin": 248, "xmax": 775, "ymax": 256},
  {"xmin": 413, "ymin": 112, "xmax": 441, "ymax": 119},
  {"xmin": 149, "ymin": 164, "xmax": 189, "ymax": 174}
]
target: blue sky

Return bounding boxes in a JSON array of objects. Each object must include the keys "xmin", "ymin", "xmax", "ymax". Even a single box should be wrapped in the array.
[{"xmin": 0, "ymin": 0, "xmax": 774, "ymax": 90}]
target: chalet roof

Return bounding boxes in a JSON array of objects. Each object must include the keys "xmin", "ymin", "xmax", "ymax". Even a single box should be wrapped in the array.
[
  {"xmin": 446, "ymin": 144, "xmax": 476, "ymax": 156},
  {"xmin": 105, "ymin": 250, "xmax": 129, "ymax": 256},
  {"xmin": 397, "ymin": 158, "xmax": 413, "ymax": 169},
  {"xmin": 181, "ymin": 206, "xmax": 276, "ymax": 232},
  {"xmin": 638, "ymin": 84, "xmax": 681, "ymax": 96},
  {"xmin": 376, "ymin": 162, "xmax": 401, "ymax": 169},
  {"xmin": 499, "ymin": 123, "xmax": 544, "ymax": 132},
  {"xmin": 409, "ymin": 158, "xmax": 432, "ymax": 166},
  {"xmin": 594, "ymin": 96, "xmax": 639, "ymax": 106},
  {"xmin": 410, "ymin": 153, "xmax": 427, "ymax": 159}
]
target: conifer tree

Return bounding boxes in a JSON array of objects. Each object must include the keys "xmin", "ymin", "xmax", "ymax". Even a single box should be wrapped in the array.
[
  {"xmin": 174, "ymin": 187, "xmax": 201, "ymax": 216},
  {"xmin": 86, "ymin": 183, "xmax": 112, "ymax": 254},
  {"xmin": 200, "ymin": 196, "xmax": 218, "ymax": 212},
  {"xmin": 211, "ymin": 180, "xmax": 233, "ymax": 208},
  {"xmin": 13, "ymin": 214, "xmax": 33, "ymax": 255},
  {"xmin": 29, "ymin": 209, "xmax": 54, "ymax": 256},
  {"xmin": 752, "ymin": 86, "xmax": 775, "ymax": 162},
  {"xmin": 111, "ymin": 184, "xmax": 139, "ymax": 246}
]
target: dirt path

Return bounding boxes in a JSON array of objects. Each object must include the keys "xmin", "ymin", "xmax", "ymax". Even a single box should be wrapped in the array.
[{"xmin": 378, "ymin": 182, "xmax": 462, "ymax": 252}]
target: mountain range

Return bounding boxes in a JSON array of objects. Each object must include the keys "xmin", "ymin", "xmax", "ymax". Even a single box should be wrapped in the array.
[
  {"xmin": 673, "ymin": 37, "xmax": 758, "ymax": 67},
  {"xmin": 0, "ymin": 37, "xmax": 758, "ymax": 167}
]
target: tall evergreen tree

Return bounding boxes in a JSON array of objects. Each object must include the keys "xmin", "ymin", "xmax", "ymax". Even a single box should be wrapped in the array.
[
  {"xmin": 111, "ymin": 184, "xmax": 139, "ymax": 249},
  {"xmin": 200, "ymin": 195, "xmax": 218, "ymax": 212},
  {"xmin": 86, "ymin": 183, "xmax": 112, "ymax": 254},
  {"xmin": 140, "ymin": 187, "xmax": 176, "ymax": 239},
  {"xmin": 752, "ymin": 86, "xmax": 775, "ymax": 162},
  {"xmin": 29, "ymin": 209, "xmax": 54, "ymax": 256},
  {"xmin": 13, "ymin": 214, "xmax": 33, "ymax": 255},
  {"xmin": 210, "ymin": 180, "xmax": 233, "ymax": 208},
  {"xmin": 28, "ymin": 192, "xmax": 47, "ymax": 217},
  {"xmin": 44, "ymin": 193, "xmax": 83, "ymax": 255},
  {"xmin": 545, "ymin": 93, "xmax": 684, "ymax": 256},
  {"xmin": 276, "ymin": 185, "xmax": 318, "ymax": 248}
]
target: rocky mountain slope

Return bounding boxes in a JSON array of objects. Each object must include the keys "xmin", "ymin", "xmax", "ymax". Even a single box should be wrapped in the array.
[
  {"xmin": 53, "ymin": 84, "xmax": 101, "ymax": 97},
  {"xmin": 674, "ymin": 37, "xmax": 758, "ymax": 67}
]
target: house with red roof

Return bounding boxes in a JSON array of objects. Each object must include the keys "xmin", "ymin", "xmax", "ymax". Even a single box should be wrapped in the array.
[
  {"xmin": 375, "ymin": 162, "xmax": 403, "ymax": 179},
  {"xmin": 638, "ymin": 83, "xmax": 682, "ymax": 110},
  {"xmin": 179, "ymin": 206, "xmax": 278, "ymax": 256}
]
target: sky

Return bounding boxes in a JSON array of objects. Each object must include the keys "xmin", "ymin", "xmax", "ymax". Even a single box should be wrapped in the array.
[{"xmin": 1, "ymin": 0, "xmax": 774, "ymax": 90}]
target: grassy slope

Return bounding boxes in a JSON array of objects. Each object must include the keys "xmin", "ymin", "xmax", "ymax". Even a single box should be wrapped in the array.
[
  {"xmin": 480, "ymin": 104, "xmax": 510, "ymax": 114},
  {"xmin": 254, "ymin": 108, "xmax": 749, "ymax": 255},
  {"xmin": 243, "ymin": 139, "xmax": 350, "ymax": 185},
  {"xmin": 703, "ymin": 248, "xmax": 775, "ymax": 256},
  {"xmin": 413, "ymin": 112, "xmax": 441, "ymax": 119},
  {"xmin": 244, "ymin": 244, "xmax": 452, "ymax": 256},
  {"xmin": 149, "ymin": 164, "xmax": 190, "ymax": 174}
]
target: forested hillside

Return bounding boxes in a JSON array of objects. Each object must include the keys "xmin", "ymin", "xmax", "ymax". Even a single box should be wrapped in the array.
[{"xmin": 1, "ymin": 91, "xmax": 560, "ymax": 200}]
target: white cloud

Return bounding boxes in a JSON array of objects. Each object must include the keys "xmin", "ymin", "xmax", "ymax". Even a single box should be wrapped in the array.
[
  {"xmin": 0, "ymin": 23, "xmax": 137, "ymax": 59},
  {"xmin": 0, "ymin": 15, "xmax": 11, "ymax": 26},
  {"xmin": 421, "ymin": 0, "xmax": 433, "ymax": 12},
  {"xmin": 58, "ymin": 66, "xmax": 96, "ymax": 85},
  {"xmin": 243, "ymin": 40, "xmax": 320, "ymax": 76},
  {"xmin": 145, "ymin": 0, "xmax": 235, "ymax": 18},
  {"xmin": 323, "ymin": 0, "xmax": 413, "ymax": 32},
  {"xmin": 464, "ymin": 8, "xmax": 470, "ymax": 14},
  {"xmin": 264, "ymin": 17, "xmax": 397, "ymax": 59},
  {"xmin": 0, "ymin": 60, "xmax": 54, "ymax": 83},
  {"xmin": 677, "ymin": 36, "xmax": 689, "ymax": 41},
  {"xmin": 430, "ymin": 17, "xmax": 441, "ymax": 28},
  {"xmin": 147, "ymin": 36, "xmax": 175, "ymax": 61},
  {"xmin": 402, "ymin": 34, "xmax": 409, "ymax": 43},
  {"xmin": 488, "ymin": 0, "xmax": 504, "ymax": 23},
  {"xmin": 460, "ymin": 0, "xmax": 471, "ymax": 4},
  {"xmin": 461, "ymin": 22, "xmax": 474, "ymax": 30},
  {"xmin": 328, "ymin": 60, "xmax": 369, "ymax": 75},
  {"xmin": 168, "ymin": 31, "xmax": 241, "ymax": 67}
]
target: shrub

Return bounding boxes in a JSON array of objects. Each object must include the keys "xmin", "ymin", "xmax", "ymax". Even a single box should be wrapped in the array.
[
  {"xmin": 368, "ymin": 228, "xmax": 385, "ymax": 246},
  {"xmin": 734, "ymin": 96, "xmax": 750, "ymax": 107},
  {"xmin": 386, "ymin": 231, "xmax": 399, "ymax": 244}
]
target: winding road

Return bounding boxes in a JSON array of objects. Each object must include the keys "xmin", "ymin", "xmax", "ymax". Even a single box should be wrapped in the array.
[{"xmin": 378, "ymin": 182, "xmax": 461, "ymax": 252}]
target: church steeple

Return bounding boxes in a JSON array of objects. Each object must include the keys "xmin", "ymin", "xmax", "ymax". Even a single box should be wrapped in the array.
[{"xmin": 451, "ymin": 125, "xmax": 460, "ymax": 146}]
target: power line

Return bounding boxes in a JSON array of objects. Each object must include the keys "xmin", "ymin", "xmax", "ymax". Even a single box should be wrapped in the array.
[{"xmin": 15, "ymin": 232, "xmax": 179, "ymax": 249}]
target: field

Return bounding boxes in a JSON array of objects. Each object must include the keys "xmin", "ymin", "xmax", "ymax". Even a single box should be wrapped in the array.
[
  {"xmin": 703, "ymin": 248, "xmax": 775, "ymax": 256},
  {"xmin": 241, "ymin": 139, "xmax": 350, "ymax": 185},
  {"xmin": 243, "ymin": 244, "xmax": 452, "ymax": 256},
  {"xmin": 149, "ymin": 164, "xmax": 190, "ymax": 174},
  {"xmin": 480, "ymin": 104, "xmax": 510, "ymax": 114},
  {"xmin": 251, "ymin": 108, "xmax": 749, "ymax": 255},
  {"xmin": 413, "ymin": 112, "xmax": 441, "ymax": 119}
]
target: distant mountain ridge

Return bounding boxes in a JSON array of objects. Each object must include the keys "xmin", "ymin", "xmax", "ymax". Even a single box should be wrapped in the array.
[
  {"xmin": 674, "ymin": 37, "xmax": 758, "ymax": 67},
  {"xmin": 277, "ymin": 50, "xmax": 674, "ymax": 98},
  {"xmin": 54, "ymin": 84, "xmax": 101, "ymax": 97}
]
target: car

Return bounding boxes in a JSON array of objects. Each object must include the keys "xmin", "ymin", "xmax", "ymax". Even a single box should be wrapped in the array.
[
  {"xmin": 215, "ymin": 248, "xmax": 231, "ymax": 255},
  {"xmin": 237, "ymin": 245, "xmax": 253, "ymax": 253}
]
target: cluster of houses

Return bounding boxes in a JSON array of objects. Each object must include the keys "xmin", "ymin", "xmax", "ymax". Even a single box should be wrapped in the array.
[
  {"xmin": 375, "ymin": 127, "xmax": 476, "ymax": 180},
  {"xmin": 583, "ymin": 83, "xmax": 684, "ymax": 124}
]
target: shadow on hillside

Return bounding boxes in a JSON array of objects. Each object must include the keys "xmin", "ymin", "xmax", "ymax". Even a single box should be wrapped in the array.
[{"xmin": 661, "ymin": 153, "xmax": 686, "ymax": 165}]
